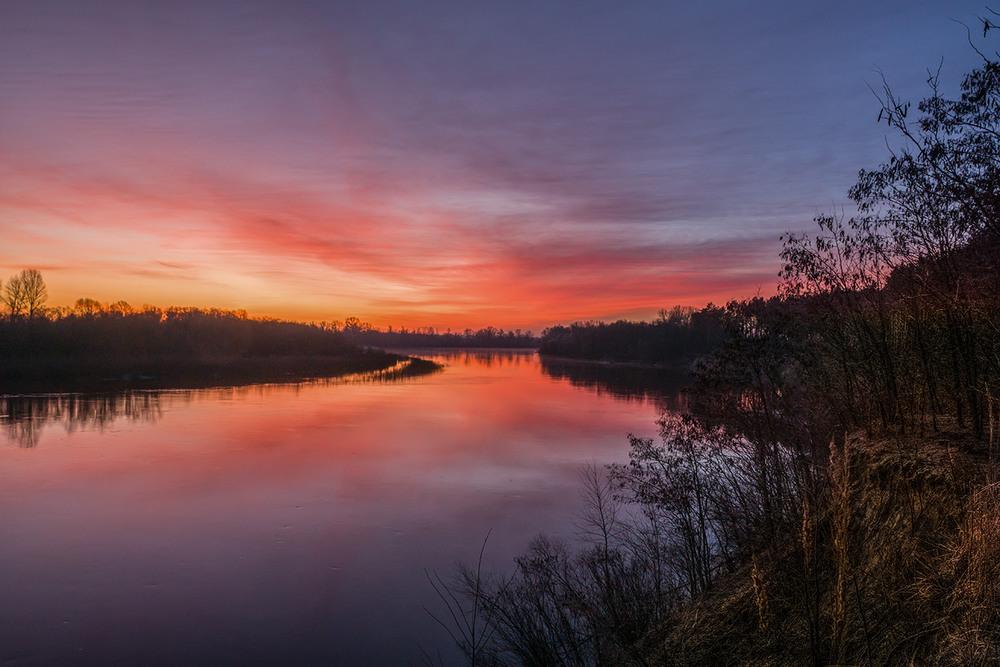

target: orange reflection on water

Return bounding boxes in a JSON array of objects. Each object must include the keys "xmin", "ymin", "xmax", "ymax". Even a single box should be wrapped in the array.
[{"xmin": 0, "ymin": 350, "xmax": 678, "ymax": 665}]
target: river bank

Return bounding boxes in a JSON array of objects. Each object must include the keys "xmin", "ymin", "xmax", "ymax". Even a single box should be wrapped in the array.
[{"xmin": 0, "ymin": 351, "xmax": 441, "ymax": 394}]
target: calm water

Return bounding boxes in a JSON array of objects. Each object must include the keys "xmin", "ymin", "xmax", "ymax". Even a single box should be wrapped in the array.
[{"xmin": 0, "ymin": 350, "xmax": 683, "ymax": 665}]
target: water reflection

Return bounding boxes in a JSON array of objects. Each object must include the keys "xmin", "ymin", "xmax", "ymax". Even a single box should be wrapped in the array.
[
  {"xmin": 454, "ymin": 349, "xmax": 534, "ymax": 367},
  {"xmin": 389, "ymin": 347, "xmax": 533, "ymax": 368},
  {"xmin": 0, "ymin": 358, "xmax": 439, "ymax": 449},
  {"xmin": 539, "ymin": 356, "xmax": 689, "ymax": 411},
  {"xmin": 0, "ymin": 393, "xmax": 163, "ymax": 448},
  {"xmin": 0, "ymin": 353, "xmax": 682, "ymax": 450},
  {"xmin": 0, "ymin": 350, "xmax": 669, "ymax": 665}
]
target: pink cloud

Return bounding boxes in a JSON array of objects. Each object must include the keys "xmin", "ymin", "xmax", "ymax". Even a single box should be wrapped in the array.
[{"xmin": 1, "ymin": 148, "xmax": 783, "ymax": 330}]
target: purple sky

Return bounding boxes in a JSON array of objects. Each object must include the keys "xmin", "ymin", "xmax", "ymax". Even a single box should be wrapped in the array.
[{"xmin": 0, "ymin": 0, "xmax": 989, "ymax": 330}]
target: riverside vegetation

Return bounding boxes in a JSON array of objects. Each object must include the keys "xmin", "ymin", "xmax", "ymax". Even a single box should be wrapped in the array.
[
  {"xmin": 430, "ymin": 20, "xmax": 1000, "ymax": 667},
  {"xmin": 0, "ymin": 283, "xmax": 437, "ymax": 391},
  {"xmin": 538, "ymin": 306, "xmax": 726, "ymax": 368}
]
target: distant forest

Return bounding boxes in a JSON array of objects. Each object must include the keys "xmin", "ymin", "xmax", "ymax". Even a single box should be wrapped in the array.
[
  {"xmin": 0, "ymin": 280, "xmax": 408, "ymax": 390},
  {"xmin": 538, "ymin": 305, "xmax": 726, "ymax": 366},
  {"xmin": 336, "ymin": 317, "xmax": 538, "ymax": 348}
]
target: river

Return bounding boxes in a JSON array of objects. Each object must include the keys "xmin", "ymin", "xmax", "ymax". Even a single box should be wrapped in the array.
[{"xmin": 0, "ymin": 349, "xmax": 684, "ymax": 665}]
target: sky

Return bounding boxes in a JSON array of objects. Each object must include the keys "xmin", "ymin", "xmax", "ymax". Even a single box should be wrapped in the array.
[{"xmin": 0, "ymin": 0, "xmax": 991, "ymax": 331}]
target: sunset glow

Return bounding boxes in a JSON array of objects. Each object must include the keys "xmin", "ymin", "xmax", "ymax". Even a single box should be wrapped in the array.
[{"xmin": 0, "ymin": 1, "xmax": 984, "ymax": 330}]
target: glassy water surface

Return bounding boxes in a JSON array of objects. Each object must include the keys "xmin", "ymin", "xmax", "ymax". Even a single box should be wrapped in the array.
[{"xmin": 0, "ymin": 350, "xmax": 683, "ymax": 665}]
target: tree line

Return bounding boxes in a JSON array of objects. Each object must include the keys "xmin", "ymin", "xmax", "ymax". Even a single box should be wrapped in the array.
[
  {"xmin": 538, "ymin": 306, "xmax": 726, "ymax": 366},
  {"xmin": 335, "ymin": 316, "xmax": 539, "ymax": 348},
  {"xmin": 434, "ymin": 19, "xmax": 1000, "ymax": 666},
  {"xmin": 0, "ymin": 284, "xmax": 402, "ymax": 389}
]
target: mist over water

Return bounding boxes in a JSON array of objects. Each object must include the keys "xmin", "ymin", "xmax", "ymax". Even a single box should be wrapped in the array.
[{"xmin": 0, "ymin": 350, "xmax": 678, "ymax": 665}]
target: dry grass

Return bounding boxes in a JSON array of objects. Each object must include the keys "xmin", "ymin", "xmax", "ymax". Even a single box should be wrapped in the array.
[
  {"xmin": 931, "ymin": 481, "xmax": 1000, "ymax": 665},
  {"xmin": 646, "ymin": 433, "xmax": 999, "ymax": 666},
  {"xmin": 437, "ymin": 429, "xmax": 1000, "ymax": 666}
]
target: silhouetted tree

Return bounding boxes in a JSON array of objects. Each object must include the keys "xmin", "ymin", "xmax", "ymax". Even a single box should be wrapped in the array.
[
  {"xmin": 20, "ymin": 269, "xmax": 48, "ymax": 318},
  {"xmin": 2, "ymin": 273, "xmax": 25, "ymax": 318},
  {"xmin": 780, "ymin": 35, "xmax": 1000, "ymax": 438},
  {"xmin": 108, "ymin": 300, "xmax": 133, "ymax": 315},
  {"xmin": 74, "ymin": 298, "xmax": 103, "ymax": 316}
]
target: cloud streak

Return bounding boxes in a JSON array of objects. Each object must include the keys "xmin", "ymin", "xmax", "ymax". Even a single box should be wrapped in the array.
[{"xmin": 0, "ymin": 0, "xmax": 989, "ymax": 329}]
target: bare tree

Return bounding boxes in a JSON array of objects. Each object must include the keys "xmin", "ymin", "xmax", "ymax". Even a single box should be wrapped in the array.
[
  {"xmin": 3, "ymin": 274, "xmax": 25, "ymax": 318},
  {"xmin": 75, "ymin": 298, "xmax": 103, "ymax": 315},
  {"xmin": 20, "ymin": 269, "xmax": 47, "ymax": 318},
  {"xmin": 108, "ymin": 300, "xmax": 133, "ymax": 315}
]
